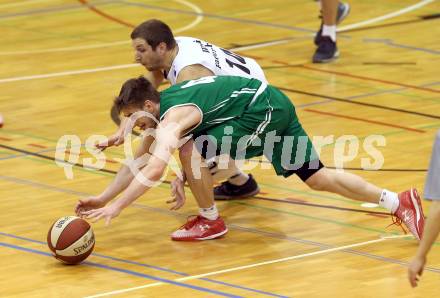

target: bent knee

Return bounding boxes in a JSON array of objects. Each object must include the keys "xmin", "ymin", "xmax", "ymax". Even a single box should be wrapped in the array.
[
  {"xmin": 305, "ymin": 168, "xmax": 331, "ymax": 191},
  {"xmin": 179, "ymin": 140, "xmax": 194, "ymax": 159}
]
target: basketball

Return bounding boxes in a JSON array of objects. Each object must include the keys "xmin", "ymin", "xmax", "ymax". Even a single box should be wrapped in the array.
[{"xmin": 47, "ymin": 216, "xmax": 95, "ymax": 265}]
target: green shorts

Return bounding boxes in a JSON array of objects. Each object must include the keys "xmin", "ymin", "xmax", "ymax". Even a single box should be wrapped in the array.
[{"xmin": 198, "ymin": 85, "xmax": 319, "ymax": 177}]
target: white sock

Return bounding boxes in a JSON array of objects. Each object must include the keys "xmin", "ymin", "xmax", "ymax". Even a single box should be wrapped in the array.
[
  {"xmin": 322, "ymin": 25, "xmax": 337, "ymax": 42},
  {"xmin": 199, "ymin": 205, "xmax": 219, "ymax": 220},
  {"xmin": 378, "ymin": 189, "xmax": 399, "ymax": 213},
  {"xmin": 228, "ymin": 170, "xmax": 249, "ymax": 186}
]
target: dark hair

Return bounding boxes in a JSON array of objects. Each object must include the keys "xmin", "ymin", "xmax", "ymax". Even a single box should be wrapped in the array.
[
  {"xmin": 113, "ymin": 76, "xmax": 160, "ymax": 114},
  {"xmin": 131, "ymin": 19, "xmax": 176, "ymax": 50}
]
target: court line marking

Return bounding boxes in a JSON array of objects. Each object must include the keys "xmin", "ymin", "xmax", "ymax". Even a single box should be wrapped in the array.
[
  {"xmin": 3, "ymin": 174, "xmax": 440, "ymax": 278},
  {"xmin": 0, "ymin": 44, "xmax": 253, "ymax": 83},
  {"xmin": 0, "ymin": 242, "xmax": 244, "ymax": 298},
  {"xmin": 0, "ymin": 0, "xmax": 433, "ymax": 56},
  {"xmin": 0, "ymin": 0, "xmax": 116, "ymax": 20},
  {"xmin": 0, "ymin": 235, "xmax": 285, "ymax": 298},
  {"xmin": 77, "ymin": 0, "xmax": 134, "ymax": 27},
  {"xmin": 304, "ymin": 108, "xmax": 427, "ymax": 133},
  {"xmin": 337, "ymin": 0, "xmax": 436, "ymax": 32},
  {"xmin": 83, "ymin": 235, "xmax": 408, "ymax": 297},
  {"xmin": 0, "ymin": 63, "xmax": 139, "ymax": 83},
  {"xmin": 0, "ymin": 0, "xmax": 54, "ymax": 9},
  {"xmin": 0, "ymin": 0, "xmax": 202, "ymax": 55}
]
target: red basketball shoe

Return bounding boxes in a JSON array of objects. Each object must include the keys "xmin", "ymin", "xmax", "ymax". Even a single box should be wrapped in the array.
[
  {"xmin": 391, "ymin": 188, "xmax": 425, "ymax": 240},
  {"xmin": 171, "ymin": 215, "xmax": 228, "ymax": 241}
]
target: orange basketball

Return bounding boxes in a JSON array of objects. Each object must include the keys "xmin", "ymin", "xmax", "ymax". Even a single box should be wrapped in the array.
[{"xmin": 47, "ymin": 216, "xmax": 95, "ymax": 265}]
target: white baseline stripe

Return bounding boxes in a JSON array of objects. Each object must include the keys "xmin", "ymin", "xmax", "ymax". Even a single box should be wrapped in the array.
[
  {"xmin": 83, "ymin": 235, "xmax": 410, "ymax": 298},
  {"xmin": 338, "ymin": 0, "xmax": 436, "ymax": 32}
]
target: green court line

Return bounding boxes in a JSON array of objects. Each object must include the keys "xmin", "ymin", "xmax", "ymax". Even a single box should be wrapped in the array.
[
  {"xmin": 232, "ymin": 200, "xmax": 440, "ymax": 246},
  {"xmin": 257, "ymin": 182, "xmax": 360, "ymax": 205},
  {"xmin": 253, "ymin": 123, "xmax": 439, "ymax": 205},
  {"xmin": 2, "ymin": 122, "xmax": 438, "ymax": 210},
  {"xmin": 0, "ymin": 129, "xmax": 126, "ymax": 157},
  {"xmin": 0, "ymin": 129, "xmax": 58, "ymax": 142},
  {"xmin": 6, "ymin": 150, "xmax": 440, "ymax": 245},
  {"xmin": 2, "ymin": 123, "xmax": 438, "ymax": 207},
  {"xmin": 20, "ymin": 155, "xmax": 170, "ymax": 190},
  {"xmin": 232, "ymin": 201, "xmax": 392, "ymax": 234},
  {"xmin": 268, "ymin": 68, "xmax": 440, "ymax": 102},
  {"xmin": 23, "ymin": 156, "xmax": 114, "ymax": 178}
]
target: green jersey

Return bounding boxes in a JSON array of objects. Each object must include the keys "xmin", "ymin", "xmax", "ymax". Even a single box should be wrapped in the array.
[
  {"xmin": 159, "ymin": 76, "xmax": 265, "ymax": 136},
  {"xmin": 159, "ymin": 75, "xmax": 316, "ymax": 177}
]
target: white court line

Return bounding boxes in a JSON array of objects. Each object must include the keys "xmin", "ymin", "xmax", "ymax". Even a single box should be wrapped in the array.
[
  {"xmin": 0, "ymin": 0, "xmax": 434, "ymax": 81},
  {"xmin": 0, "ymin": 0, "xmax": 203, "ymax": 56},
  {"xmin": 173, "ymin": 0, "xmax": 203, "ymax": 33},
  {"xmin": 0, "ymin": 64, "xmax": 139, "ymax": 83},
  {"xmin": 0, "ymin": 44, "xmax": 254, "ymax": 84},
  {"xmin": 0, "ymin": 0, "xmax": 54, "ymax": 9},
  {"xmin": 83, "ymin": 234, "xmax": 411, "ymax": 298},
  {"xmin": 338, "ymin": 0, "xmax": 436, "ymax": 32},
  {"xmin": 1, "ymin": 0, "xmax": 433, "ymax": 56},
  {"xmin": 0, "ymin": 40, "xmax": 131, "ymax": 56},
  {"xmin": 231, "ymin": 39, "xmax": 291, "ymax": 52}
]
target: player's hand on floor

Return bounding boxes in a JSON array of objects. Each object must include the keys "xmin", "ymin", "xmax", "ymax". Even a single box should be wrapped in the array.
[
  {"xmin": 408, "ymin": 256, "xmax": 426, "ymax": 287},
  {"xmin": 75, "ymin": 196, "xmax": 106, "ymax": 217},
  {"xmin": 167, "ymin": 177, "xmax": 186, "ymax": 210},
  {"xmin": 82, "ymin": 204, "xmax": 121, "ymax": 226}
]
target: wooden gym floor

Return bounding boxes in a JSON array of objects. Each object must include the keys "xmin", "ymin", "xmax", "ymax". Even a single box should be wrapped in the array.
[{"xmin": 0, "ymin": 0, "xmax": 439, "ymax": 297}]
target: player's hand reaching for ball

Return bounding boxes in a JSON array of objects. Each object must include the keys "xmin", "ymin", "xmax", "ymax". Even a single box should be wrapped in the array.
[
  {"xmin": 75, "ymin": 196, "xmax": 106, "ymax": 217},
  {"xmin": 81, "ymin": 204, "xmax": 122, "ymax": 226},
  {"xmin": 167, "ymin": 177, "xmax": 186, "ymax": 210}
]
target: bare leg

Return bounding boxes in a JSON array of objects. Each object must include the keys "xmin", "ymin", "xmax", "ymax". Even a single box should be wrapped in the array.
[
  {"xmin": 179, "ymin": 140, "xmax": 215, "ymax": 209},
  {"xmin": 305, "ymin": 167, "xmax": 382, "ymax": 203},
  {"xmin": 321, "ymin": 0, "xmax": 338, "ymax": 25}
]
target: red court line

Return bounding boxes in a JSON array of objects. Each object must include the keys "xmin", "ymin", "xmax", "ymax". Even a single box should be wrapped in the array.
[
  {"xmin": 27, "ymin": 143, "xmax": 47, "ymax": 149},
  {"xmin": 240, "ymin": 53, "xmax": 440, "ymax": 94},
  {"xmin": 77, "ymin": 0, "xmax": 135, "ymax": 28},
  {"xmin": 304, "ymin": 108, "xmax": 426, "ymax": 133},
  {"xmin": 298, "ymin": 65, "xmax": 440, "ymax": 94},
  {"xmin": 0, "ymin": 137, "xmax": 12, "ymax": 141}
]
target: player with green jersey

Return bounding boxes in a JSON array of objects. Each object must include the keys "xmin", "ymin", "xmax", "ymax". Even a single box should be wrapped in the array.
[
  {"xmin": 159, "ymin": 76, "xmax": 316, "ymax": 177},
  {"xmin": 77, "ymin": 76, "xmax": 425, "ymax": 242}
]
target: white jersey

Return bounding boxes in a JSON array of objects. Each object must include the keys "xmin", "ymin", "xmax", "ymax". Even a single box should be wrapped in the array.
[{"xmin": 166, "ymin": 37, "xmax": 267, "ymax": 85}]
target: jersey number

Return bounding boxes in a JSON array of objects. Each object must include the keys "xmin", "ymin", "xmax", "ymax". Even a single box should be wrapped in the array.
[{"xmin": 221, "ymin": 48, "xmax": 251, "ymax": 75}]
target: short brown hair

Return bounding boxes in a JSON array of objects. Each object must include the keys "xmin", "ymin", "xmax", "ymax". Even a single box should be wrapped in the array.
[
  {"xmin": 113, "ymin": 76, "xmax": 160, "ymax": 114},
  {"xmin": 131, "ymin": 19, "xmax": 176, "ymax": 50}
]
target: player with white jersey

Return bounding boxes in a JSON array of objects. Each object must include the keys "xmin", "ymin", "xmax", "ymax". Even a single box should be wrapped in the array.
[
  {"xmin": 165, "ymin": 36, "xmax": 267, "ymax": 85},
  {"xmin": 99, "ymin": 19, "xmax": 267, "ymax": 200}
]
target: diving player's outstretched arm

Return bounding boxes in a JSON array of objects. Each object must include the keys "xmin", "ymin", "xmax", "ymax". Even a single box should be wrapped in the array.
[
  {"xmin": 81, "ymin": 106, "xmax": 202, "ymax": 225},
  {"xmin": 75, "ymin": 134, "xmax": 155, "ymax": 216}
]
